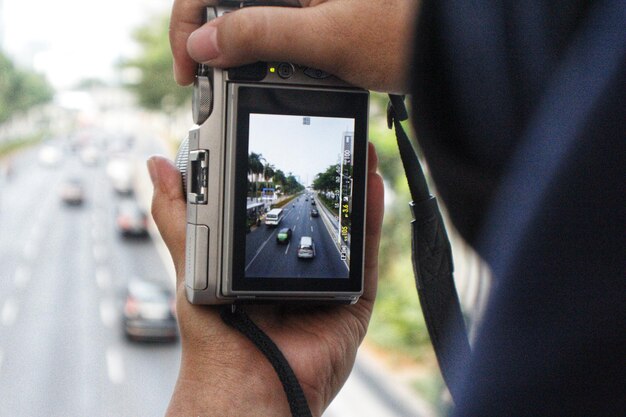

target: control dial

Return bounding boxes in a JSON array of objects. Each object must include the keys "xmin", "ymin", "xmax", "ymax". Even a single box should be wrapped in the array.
[
  {"xmin": 175, "ymin": 136, "xmax": 190, "ymax": 198},
  {"xmin": 192, "ymin": 75, "xmax": 213, "ymax": 125}
]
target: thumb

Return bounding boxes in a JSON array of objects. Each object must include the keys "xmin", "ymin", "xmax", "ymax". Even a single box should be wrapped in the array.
[
  {"xmin": 147, "ymin": 156, "xmax": 187, "ymax": 282},
  {"xmin": 187, "ymin": 4, "xmax": 348, "ymax": 78}
]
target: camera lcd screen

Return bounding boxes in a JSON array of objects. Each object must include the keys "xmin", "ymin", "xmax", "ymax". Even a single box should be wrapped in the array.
[
  {"xmin": 231, "ymin": 86, "xmax": 368, "ymax": 293},
  {"xmin": 245, "ymin": 113, "xmax": 354, "ymax": 279}
]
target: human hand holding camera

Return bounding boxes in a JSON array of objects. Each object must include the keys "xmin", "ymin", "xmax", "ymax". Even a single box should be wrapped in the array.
[
  {"xmin": 153, "ymin": 0, "xmax": 420, "ymax": 414},
  {"xmin": 170, "ymin": 0, "xmax": 417, "ymax": 93},
  {"xmin": 149, "ymin": 147, "xmax": 383, "ymax": 416}
]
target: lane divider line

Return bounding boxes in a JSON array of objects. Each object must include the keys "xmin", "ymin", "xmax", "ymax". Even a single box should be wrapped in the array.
[
  {"xmin": 106, "ymin": 347, "xmax": 125, "ymax": 384},
  {"xmin": 1, "ymin": 298, "xmax": 18, "ymax": 326}
]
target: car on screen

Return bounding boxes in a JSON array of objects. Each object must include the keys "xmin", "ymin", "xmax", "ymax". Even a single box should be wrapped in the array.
[
  {"xmin": 59, "ymin": 178, "xmax": 85, "ymax": 205},
  {"xmin": 116, "ymin": 200, "xmax": 149, "ymax": 238},
  {"xmin": 276, "ymin": 227, "xmax": 292, "ymax": 244},
  {"xmin": 122, "ymin": 279, "xmax": 178, "ymax": 342},
  {"xmin": 297, "ymin": 236, "xmax": 316, "ymax": 259},
  {"xmin": 310, "ymin": 208, "xmax": 319, "ymax": 217}
]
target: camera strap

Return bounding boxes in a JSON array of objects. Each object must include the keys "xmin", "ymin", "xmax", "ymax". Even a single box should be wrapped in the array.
[
  {"xmin": 387, "ymin": 94, "xmax": 471, "ymax": 403},
  {"xmin": 220, "ymin": 305, "xmax": 313, "ymax": 417}
]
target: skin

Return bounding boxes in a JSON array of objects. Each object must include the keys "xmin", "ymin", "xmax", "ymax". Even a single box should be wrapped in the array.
[
  {"xmin": 150, "ymin": 145, "xmax": 383, "ymax": 416},
  {"xmin": 169, "ymin": 0, "xmax": 419, "ymax": 93},
  {"xmin": 157, "ymin": 0, "xmax": 418, "ymax": 414}
]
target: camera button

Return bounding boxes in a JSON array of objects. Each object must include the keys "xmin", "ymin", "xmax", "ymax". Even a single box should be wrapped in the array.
[
  {"xmin": 277, "ymin": 63, "xmax": 294, "ymax": 79},
  {"xmin": 303, "ymin": 67, "xmax": 331, "ymax": 79}
]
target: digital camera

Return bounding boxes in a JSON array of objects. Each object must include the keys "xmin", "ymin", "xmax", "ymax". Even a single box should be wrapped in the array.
[{"xmin": 175, "ymin": 1, "xmax": 369, "ymax": 304}]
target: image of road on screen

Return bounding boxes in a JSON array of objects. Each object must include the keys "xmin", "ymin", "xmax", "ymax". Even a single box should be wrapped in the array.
[{"xmin": 244, "ymin": 114, "xmax": 355, "ymax": 279}]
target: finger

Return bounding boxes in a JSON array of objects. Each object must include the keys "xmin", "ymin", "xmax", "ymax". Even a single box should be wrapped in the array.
[
  {"xmin": 170, "ymin": 0, "xmax": 217, "ymax": 85},
  {"xmin": 362, "ymin": 145, "xmax": 384, "ymax": 303},
  {"xmin": 187, "ymin": 4, "xmax": 349, "ymax": 78},
  {"xmin": 148, "ymin": 156, "xmax": 187, "ymax": 282}
]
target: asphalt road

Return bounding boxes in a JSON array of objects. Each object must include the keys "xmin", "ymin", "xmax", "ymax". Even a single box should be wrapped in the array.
[
  {"xmin": 245, "ymin": 195, "xmax": 349, "ymax": 279},
  {"xmin": 0, "ymin": 143, "xmax": 179, "ymax": 417}
]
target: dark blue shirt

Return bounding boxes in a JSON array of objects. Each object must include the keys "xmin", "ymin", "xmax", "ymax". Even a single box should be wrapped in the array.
[{"xmin": 410, "ymin": 1, "xmax": 625, "ymax": 415}]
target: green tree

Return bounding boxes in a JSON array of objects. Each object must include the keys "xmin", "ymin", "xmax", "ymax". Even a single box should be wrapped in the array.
[
  {"xmin": 312, "ymin": 164, "xmax": 340, "ymax": 193},
  {"xmin": 120, "ymin": 14, "xmax": 191, "ymax": 110},
  {"xmin": 0, "ymin": 52, "xmax": 53, "ymax": 124}
]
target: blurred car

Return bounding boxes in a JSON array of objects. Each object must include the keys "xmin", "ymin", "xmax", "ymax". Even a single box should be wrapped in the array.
[
  {"xmin": 276, "ymin": 227, "xmax": 292, "ymax": 244},
  {"xmin": 79, "ymin": 146, "xmax": 99, "ymax": 166},
  {"xmin": 310, "ymin": 208, "xmax": 319, "ymax": 217},
  {"xmin": 122, "ymin": 279, "xmax": 178, "ymax": 342},
  {"xmin": 297, "ymin": 236, "xmax": 316, "ymax": 259},
  {"xmin": 311, "ymin": 200, "xmax": 316, "ymax": 206},
  {"xmin": 116, "ymin": 200, "xmax": 149, "ymax": 237},
  {"xmin": 38, "ymin": 145, "xmax": 63, "ymax": 167},
  {"xmin": 106, "ymin": 156, "xmax": 134, "ymax": 195},
  {"xmin": 59, "ymin": 178, "xmax": 85, "ymax": 205}
]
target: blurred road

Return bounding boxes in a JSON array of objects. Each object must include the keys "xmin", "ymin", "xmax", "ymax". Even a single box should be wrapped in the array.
[
  {"xmin": 0, "ymin": 138, "xmax": 433, "ymax": 417},
  {"xmin": 0, "ymin": 143, "xmax": 179, "ymax": 417},
  {"xmin": 245, "ymin": 195, "xmax": 348, "ymax": 279}
]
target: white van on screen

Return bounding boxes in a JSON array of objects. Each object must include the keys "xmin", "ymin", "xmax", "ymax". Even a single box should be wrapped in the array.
[{"xmin": 264, "ymin": 208, "xmax": 284, "ymax": 226}]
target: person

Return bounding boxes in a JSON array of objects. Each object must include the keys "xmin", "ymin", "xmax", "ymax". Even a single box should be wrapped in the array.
[{"xmin": 150, "ymin": 0, "xmax": 625, "ymax": 416}]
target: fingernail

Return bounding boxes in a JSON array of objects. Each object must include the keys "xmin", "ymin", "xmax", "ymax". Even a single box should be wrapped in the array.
[
  {"xmin": 188, "ymin": 25, "xmax": 220, "ymax": 62},
  {"xmin": 147, "ymin": 157, "xmax": 159, "ymax": 187}
]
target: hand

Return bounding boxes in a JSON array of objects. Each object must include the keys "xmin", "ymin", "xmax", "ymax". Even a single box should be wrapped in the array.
[
  {"xmin": 169, "ymin": 0, "xmax": 419, "ymax": 93},
  {"xmin": 148, "ymin": 143, "xmax": 384, "ymax": 416}
]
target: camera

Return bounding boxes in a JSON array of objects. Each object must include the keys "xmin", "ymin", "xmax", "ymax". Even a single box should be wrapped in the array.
[{"xmin": 175, "ymin": 2, "xmax": 369, "ymax": 304}]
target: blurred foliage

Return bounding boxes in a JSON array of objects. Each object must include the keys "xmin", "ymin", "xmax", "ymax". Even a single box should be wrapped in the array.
[
  {"xmin": 366, "ymin": 93, "xmax": 432, "ymax": 359},
  {"xmin": 0, "ymin": 51, "xmax": 53, "ymax": 124},
  {"xmin": 0, "ymin": 133, "xmax": 45, "ymax": 158},
  {"xmin": 120, "ymin": 14, "xmax": 191, "ymax": 110}
]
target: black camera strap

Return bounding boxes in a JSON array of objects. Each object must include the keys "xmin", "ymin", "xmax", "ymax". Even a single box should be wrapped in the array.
[
  {"xmin": 220, "ymin": 305, "xmax": 313, "ymax": 417},
  {"xmin": 388, "ymin": 94, "xmax": 471, "ymax": 403}
]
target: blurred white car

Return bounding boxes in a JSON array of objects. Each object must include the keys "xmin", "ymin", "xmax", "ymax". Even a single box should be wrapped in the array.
[
  {"xmin": 59, "ymin": 178, "xmax": 85, "ymax": 205},
  {"xmin": 106, "ymin": 156, "xmax": 134, "ymax": 195},
  {"xmin": 38, "ymin": 145, "xmax": 63, "ymax": 167}
]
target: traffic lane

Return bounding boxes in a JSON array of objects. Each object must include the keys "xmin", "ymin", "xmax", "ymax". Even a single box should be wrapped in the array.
[
  {"xmin": 82, "ymin": 154, "xmax": 180, "ymax": 417},
  {"xmin": 0, "ymin": 186, "xmax": 105, "ymax": 417},
  {"xmin": 0, "ymin": 149, "xmax": 179, "ymax": 417},
  {"xmin": 245, "ymin": 211, "xmax": 348, "ymax": 278}
]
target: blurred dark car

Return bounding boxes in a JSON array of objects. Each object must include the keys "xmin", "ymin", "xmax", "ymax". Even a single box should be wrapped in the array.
[
  {"xmin": 311, "ymin": 200, "xmax": 316, "ymax": 206},
  {"xmin": 59, "ymin": 178, "xmax": 85, "ymax": 205},
  {"xmin": 116, "ymin": 200, "xmax": 149, "ymax": 237},
  {"xmin": 122, "ymin": 280, "xmax": 178, "ymax": 342},
  {"xmin": 310, "ymin": 208, "xmax": 319, "ymax": 217},
  {"xmin": 276, "ymin": 227, "xmax": 292, "ymax": 244}
]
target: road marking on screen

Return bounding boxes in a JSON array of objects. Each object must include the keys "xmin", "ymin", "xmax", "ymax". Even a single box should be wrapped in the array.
[
  {"xmin": 1, "ymin": 298, "xmax": 18, "ymax": 326},
  {"xmin": 285, "ymin": 243, "xmax": 290, "ymax": 255},
  {"xmin": 246, "ymin": 231, "xmax": 277, "ymax": 271},
  {"xmin": 106, "ymin": 347, "xmax": 125, "ymax": 384},
  {"xmin": 311, "ymin": 226, "xmax": 314, "ymax": 232}
]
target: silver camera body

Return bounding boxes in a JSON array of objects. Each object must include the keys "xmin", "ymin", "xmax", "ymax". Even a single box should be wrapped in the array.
[{"xmin": 176, "ymin": 3, "xmax": 369, "ymax": 305}]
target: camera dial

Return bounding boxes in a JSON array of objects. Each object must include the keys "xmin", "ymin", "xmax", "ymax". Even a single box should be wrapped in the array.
[{"xmin": 175, "ymin": 137, "xmax": 189, "ymax": 196}]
